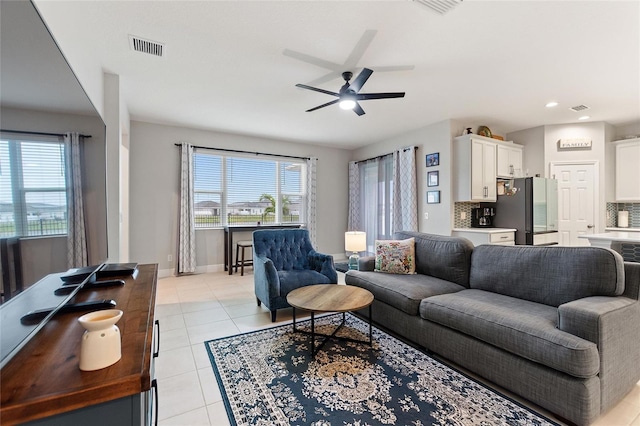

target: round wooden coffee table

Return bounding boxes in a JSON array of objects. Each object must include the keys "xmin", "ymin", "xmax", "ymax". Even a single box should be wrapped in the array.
[{"xmin": 286, "ymin": 284, "xmax": 374, "ymax": 356}]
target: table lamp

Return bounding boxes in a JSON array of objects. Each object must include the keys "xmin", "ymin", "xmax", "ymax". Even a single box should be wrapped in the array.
[{"xmin": 345, "ymin": 231, "xmax": 366, "ymax": 271}]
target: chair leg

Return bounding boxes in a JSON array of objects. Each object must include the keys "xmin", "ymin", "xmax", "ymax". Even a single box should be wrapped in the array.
[
  {"xmin": 240, "ymin": 246, "xmax": 245, "ymax": 276},
  {"xmin": 234, "ymin": 244, "xmax": 239, "ymax": 273},
  {"xmin": 256, "ymin": 297, "xmax": 261, "ymax": 307},
  {"xmin": 271, "ymin": 310, "xmax": 276, "ymax": 322}
]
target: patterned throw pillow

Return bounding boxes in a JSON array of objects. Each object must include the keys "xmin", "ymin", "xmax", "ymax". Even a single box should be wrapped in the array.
[{"xmin": 374, "ymin": 238, "xmax": 416, "ymax": 274}]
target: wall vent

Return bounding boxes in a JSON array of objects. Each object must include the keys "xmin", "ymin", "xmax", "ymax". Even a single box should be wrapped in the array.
[
  {"xmin": 569, "ymin": 104, "xmax": 590, "ymax": 112},
  {"xmin": 129, "ymin": 35, "xmax": 165, "ymax": 57},
  {"xmin": 413, "ymin": 0, "xmax": 462, "ymax": 15}
]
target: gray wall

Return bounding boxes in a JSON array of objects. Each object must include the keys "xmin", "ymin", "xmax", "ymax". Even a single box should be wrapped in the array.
[
  {"xmin": 506, "ymin": 126, "xmax": 545, "ymax": 178},
  {"xmin": 1, "ymin": 107, "xmax": 107, "ymax": 285},
  {"xmin": 129, "ymin": 121, "xmax": 350, "ymax": 274}
]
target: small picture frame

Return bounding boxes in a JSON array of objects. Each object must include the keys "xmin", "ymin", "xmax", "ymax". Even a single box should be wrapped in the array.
[
  {"xmin": 427, "ymin": 190, "xmax": 440, "ymax": 204},
  {"xmin": 426, "ymin": 152, "xmax": 439, "ymax": 167},
  {"xmin": 427, "ymin": 171, "xmax": 439, "ymax": 187}
]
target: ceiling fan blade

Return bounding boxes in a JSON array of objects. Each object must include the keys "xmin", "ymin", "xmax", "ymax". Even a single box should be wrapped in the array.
[
  {"xmin": 283, "ymin": 49, "xmax": 342, "ymax": 71},
  {"xmin": 306, "ymin": 99, "xmax": 339, "ymax": 112},
  {"xmin": 353, "ymin": 102, "xmax": 366, "ymax": 116},
  {"xmin": 356, "ymin": 92, "xmax": 405, "ymax": 100},
  {"xmin": 348, "ymin": 68, "xmax": 373, "ymax": 93},
  {"xmin": 306, "ymin": 71, "xmax": 343, "ymax": 87},
  {"xmin": 344, "ymin": 30, "xmax": 377, "ymax": 68},
  {"xmin": 370, "ymin": 65, "xmax": 415, "ymax": 73},
  {"xmin": 295, "ymin": 84, "xmax": 339, "ymax": 97}
]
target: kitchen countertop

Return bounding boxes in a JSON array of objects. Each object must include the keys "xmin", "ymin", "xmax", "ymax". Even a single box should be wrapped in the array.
[
  {"xmin": 580, "ymin": 232, "xmax": 640, "ymax": 242},
  {"xmin": 605, "ymin": 227, "xmax": 640, "ymax": 232},
  {"xmin": 452, "ymin": 228, "xmax": 517, "ymax": 233}
]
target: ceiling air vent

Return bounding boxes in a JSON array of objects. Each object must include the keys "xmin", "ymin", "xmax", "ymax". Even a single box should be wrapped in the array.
[
  {"xmin": 129, "ymin": 35, "xmax": 165, "ymax": 57},
  {"xmin": 413, "ymin": 0, "xmax": 462, "ymax": 15},
  {"xmin": 569, "ymin": 104, "xmax": 590, "ymax": 112}
]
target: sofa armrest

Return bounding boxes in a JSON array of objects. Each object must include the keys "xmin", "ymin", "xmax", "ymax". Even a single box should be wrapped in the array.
[
  {"xmin": 558, "ymin": 296, "xmax": 640, "ymax": 410},
  {"xmin": 309, "ymin": 250, "xmax": 337, "ymax": 283},
  {"xmin": 623, "ymin": 261, "xmax": 640, "ymax": 300},
  {"xmin": 253, "ymin": 254, "xmax": 280, "ymax": 300},
  {"xmin": 358, "ymin": 255, "xmax": 376, "ymax": 272}
]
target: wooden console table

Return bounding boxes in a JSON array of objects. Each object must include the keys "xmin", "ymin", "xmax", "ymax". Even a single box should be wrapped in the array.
[{"xmin": 0, "ymin": 264, "xmax": 159, "ymax": 426}]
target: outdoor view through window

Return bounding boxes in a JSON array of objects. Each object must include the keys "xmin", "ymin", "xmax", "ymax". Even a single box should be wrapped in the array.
[
  {"xmin": 0, "ymin": 137, "xmax": 67, "ymax": 238},
  {"xmin": 193, "ymin": 152, "xmax": 306, "ymax": 228}
]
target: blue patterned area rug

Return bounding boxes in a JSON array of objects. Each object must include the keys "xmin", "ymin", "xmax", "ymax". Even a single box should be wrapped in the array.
[{"xmin": 205, "ymin": 313, "xmax": 558, "ymax": 426}]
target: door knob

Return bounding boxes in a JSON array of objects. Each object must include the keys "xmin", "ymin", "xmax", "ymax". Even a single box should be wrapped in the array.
[{"xmin": 587, "ymin": 225, "xmax": 594, "ymax": 229}]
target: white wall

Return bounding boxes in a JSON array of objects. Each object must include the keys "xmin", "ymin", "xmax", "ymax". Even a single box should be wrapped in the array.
[{"xmin": 129, "ymin": 121, "xmax": 350, "ymax": 275}]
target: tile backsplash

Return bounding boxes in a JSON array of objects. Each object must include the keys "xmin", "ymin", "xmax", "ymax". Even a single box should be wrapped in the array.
[
  {"xmin": 606, "ymin": 203, "xmax": 640, "ymax": 228},
  {"xmin": 454, "ymin": 202, "xmax": 480, "ymax": 228}
]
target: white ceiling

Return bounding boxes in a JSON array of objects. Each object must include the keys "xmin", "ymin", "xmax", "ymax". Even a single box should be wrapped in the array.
[{"xmin": 29, "ymin": 1, "xmax": 640, "ymax": 149}]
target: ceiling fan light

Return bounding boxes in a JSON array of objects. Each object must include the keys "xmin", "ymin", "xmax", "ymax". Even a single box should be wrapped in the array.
[{"xmin": 339, "ymin": 99, "xmax": 356, "ymax": 110}]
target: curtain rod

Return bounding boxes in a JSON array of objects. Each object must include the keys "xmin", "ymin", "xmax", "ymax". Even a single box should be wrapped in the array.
[
  {"xmin": 0, "ymin": 129, "xmax": 92, "ymax": 139},
  {"xmin": 354, "ymin": 146, "xmax": 417, "ymax": 165},
  {"xmin": 174, "ymin": 143, "xmax": 311, "ymax": 161}
]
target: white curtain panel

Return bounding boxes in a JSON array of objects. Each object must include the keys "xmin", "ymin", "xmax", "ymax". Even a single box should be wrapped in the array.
[
  {"xmin": 65, "ymin": 132, "xmax": 88, "ymax": 267},
  {"xmin": 347, "ymin": 161, "xmax": 361, "ymax": 231},
  {"xmin": 306, "ymin": 157, "xmax": 318, "ymax": 247},
  {"xmin": 393, "ymin": 147, "xmax": 418, "ymax": 233},
  {"xmin": 360, "ymin": 155, "xmax": 394, "ymax": 252},
  {"xmin": 177, "ymin": 143, "xmax": 196, "ymax": 274}
]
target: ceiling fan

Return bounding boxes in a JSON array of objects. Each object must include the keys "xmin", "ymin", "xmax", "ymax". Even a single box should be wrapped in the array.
[{"xmin": 295, "ymin": 68, "xmax": 405, "ymax": 116}]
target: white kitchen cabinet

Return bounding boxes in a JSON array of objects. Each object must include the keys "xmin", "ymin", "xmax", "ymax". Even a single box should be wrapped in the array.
[
  {"xmin": 452, "ymin": 228, "xmax": 516, "ymax": 246},
  {"xmin": 453, "ymin": 134, "xmax": 497, "ymax": 202},
  {"xmin": 615, "ymin": 138, "xmax": 640, "ymax": 202},
  {"xmin": 496, "ymin": 142, "xmax": 523, "ymax": 178}
]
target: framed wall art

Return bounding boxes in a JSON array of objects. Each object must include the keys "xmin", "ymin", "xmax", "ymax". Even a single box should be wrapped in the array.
[
  {"xmin": 427, "ymin": 190, "xmax": 440, "ymax": 204},
  {"xmin": 426, "ymin": 152, "xmax": 439, "ymax": 167},
  {"xmin": 427, "ymin": 171, "xmax": 439, "ymax": 187}
]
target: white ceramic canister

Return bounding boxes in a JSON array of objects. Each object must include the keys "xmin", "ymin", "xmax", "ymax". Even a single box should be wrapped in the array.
[
  {"xmin": 78, "ymin": 309, "xmax": 123, "ymax": 371},
  {"xmin": 618, "ymin": 211, "xmax": 629, "ymax": 228}
]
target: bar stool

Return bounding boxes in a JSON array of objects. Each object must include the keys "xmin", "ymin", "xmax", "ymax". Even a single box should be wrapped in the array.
[{"xmin": 234, "ymin": 240, "xmax": 253, "ymax": 276}]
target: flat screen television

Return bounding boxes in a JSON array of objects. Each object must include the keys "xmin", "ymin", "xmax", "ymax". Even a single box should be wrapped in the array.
[{"xmin": 0, "ymin": 0, "xmax": 108, "ymax": 368}]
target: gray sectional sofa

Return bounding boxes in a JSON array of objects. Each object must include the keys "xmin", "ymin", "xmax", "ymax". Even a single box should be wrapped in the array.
[{"xmin": 345, "ymin": 231, "xmax": 640, "ymax": 425}]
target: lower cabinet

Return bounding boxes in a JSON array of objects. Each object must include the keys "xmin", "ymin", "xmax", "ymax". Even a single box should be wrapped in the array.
[{"xmin": 452, "ymin": 229, "xmax": 516, "ymax": 246}]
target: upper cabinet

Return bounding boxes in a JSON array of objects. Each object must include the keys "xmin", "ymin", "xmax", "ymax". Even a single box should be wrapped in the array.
[
  {"xmin": 453, "ymin": 135, "xmax": 497, "ymax": 202},
  {"xmin": 615, "ymin": 138, "xmax": 640, "ymax": 202},
  {"xmin": 496, "ymin": 142, "xmax": 523, "ymax": 179}
]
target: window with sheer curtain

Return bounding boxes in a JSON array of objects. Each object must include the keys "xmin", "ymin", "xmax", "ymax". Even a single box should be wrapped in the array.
[
  {"xmin": 0, "ymin": 136, "xmax": 67, "ymax": 238},
  {"xmin": 359, "ymin": 154, "xmax": 394, "ymax": 252},
  {"xmin": 193, "ymin": 151, "xmax": 307, "ymax": 228}
]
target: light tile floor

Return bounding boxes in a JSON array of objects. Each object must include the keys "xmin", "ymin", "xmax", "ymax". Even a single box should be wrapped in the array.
[{"xmin": 155, "ymin": 270, "xmax": 640, "ymax": 426}]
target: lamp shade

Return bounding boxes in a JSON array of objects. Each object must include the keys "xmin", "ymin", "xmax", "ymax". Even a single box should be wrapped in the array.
[{"xmin": 345, "ymin": 231, "xmax": 366, "ymax": 252}]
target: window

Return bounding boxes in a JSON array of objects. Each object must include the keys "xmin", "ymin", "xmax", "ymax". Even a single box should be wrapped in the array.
[
  {"xmin": 193, "ymin": 151, "xmax": 307, "ymax": 228},
  {"xmin": 359, "ymin": 155, "xmax": 394, "ymax": 252},
  {"xmin": 0, "ymin": 136, "xmax": 68, "ymax": 238}
]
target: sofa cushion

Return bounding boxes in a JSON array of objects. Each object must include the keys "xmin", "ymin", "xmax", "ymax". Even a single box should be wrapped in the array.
[
  {"xmin": 469, "ymin": 245, "xmax": 625, "ymax": 307},
  {"xmin": 345, "ymin": 270, "xmax": 465, "ymax": 315},
  {"xmin": 393, "ymin": 231, "xmax": 474, "ymax": 287},
  {"xmin": 374, "ymin": 238, "xmax": 416, "ymax": 274},
  {"xmin": 420, "ymin": 289, "xmax": 600, "ymax": 378}
]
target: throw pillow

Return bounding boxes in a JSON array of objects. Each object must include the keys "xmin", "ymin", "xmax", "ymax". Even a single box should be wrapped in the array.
[{"xmin": 375, "ymin": 238, "xmax": 416, "ymax": 274}]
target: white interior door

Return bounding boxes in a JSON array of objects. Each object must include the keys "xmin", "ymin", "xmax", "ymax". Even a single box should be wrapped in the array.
[{"xmin": 550, "ymin": 162, "xmax": 598, "ymax": 246}]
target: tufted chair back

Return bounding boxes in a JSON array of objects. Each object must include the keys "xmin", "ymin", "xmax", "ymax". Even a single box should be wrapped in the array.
[{"xmin": 253, "ymin": 228, "xmax": 314, "ymax": 271}]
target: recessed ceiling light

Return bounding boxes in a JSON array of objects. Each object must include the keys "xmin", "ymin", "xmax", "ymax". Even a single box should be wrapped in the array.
[
  {"xmin": 545, "ymin": 102, "xmax": 558, "ymax": 108},
  {"xmin": 578, "ymin": 116, "xmax": 590, "ymax": 120}
]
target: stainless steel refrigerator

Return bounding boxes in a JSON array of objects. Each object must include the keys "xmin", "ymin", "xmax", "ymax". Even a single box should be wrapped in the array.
[{"xmin": 492, "ymin": 177, "xmax": 559, "ymax": 245}]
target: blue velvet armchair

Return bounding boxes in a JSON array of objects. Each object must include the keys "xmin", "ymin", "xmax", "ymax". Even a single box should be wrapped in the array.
[{"xmin": 253, "ymin": 228, "xmax": 337, "ymax": 322}]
